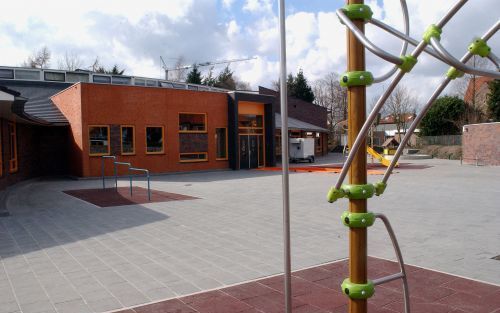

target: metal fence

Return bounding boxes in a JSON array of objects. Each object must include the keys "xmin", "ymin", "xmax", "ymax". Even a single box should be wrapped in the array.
[{"xmin": 416, "ymin": 135, "xmax": 462, "ymax": 146}]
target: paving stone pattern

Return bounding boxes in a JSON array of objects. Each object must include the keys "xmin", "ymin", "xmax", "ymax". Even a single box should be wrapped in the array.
[
  {"xmin": 113, "ymin": 257, "xmax": 500, "ymax": 313},
  {"xmin": 0, "ymin": 156, "xmax": 499, "ymax": 313}
]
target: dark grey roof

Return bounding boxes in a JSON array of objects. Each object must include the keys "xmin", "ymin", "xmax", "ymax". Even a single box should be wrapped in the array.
[
  {"xmin": 0, "ymin": 80, "xmax": 70, "ymax": 125},
  {"xmin": 275, "ymin": 113, "xmax": 328, "ymax": 133}
]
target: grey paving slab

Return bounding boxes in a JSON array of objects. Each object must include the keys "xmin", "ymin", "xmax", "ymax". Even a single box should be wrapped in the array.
[{"xmin": 0, "ymin": 156, "xmax": 499, "ymax": 312}]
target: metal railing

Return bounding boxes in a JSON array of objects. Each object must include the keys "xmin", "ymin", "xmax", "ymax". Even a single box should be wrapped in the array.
[
  {"xmin": 101, "ymin": 156, "xmax": 116, "ymax": 189},
  {"xmin": 129, "ymin": 168, "xmax": 151, "ymax": 201},
  {"xmin": 101, "ymin": 156, "xmax": 151, "ymax": 201}
]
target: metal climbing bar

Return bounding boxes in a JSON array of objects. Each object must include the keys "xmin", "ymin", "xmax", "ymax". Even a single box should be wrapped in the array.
[
  {"xmin": 429, "ymin": 25, "xmax": 500, "ymax": 79},
  {"xmin": 382, "ymin": 22, "xmax": 500, "ymax": 184},
  {"xmin": 368, "ymin": 18, "xmax": 448, "ymax": 64},
  {"xmin": 337, "ymin": 9, "xmax": 404, "ymax": 66},
  {"xmin": 330, "ymin": 0, "xmax": 468, "ymax": 192},
  {"xmin": 101, "ymin": 155, "xmax": 116, "ymax": 189},
  {"xmin": 129, "ymin": 167, "xmax": 151, "ymax": 201},
  {"xmin": 373, "ymin": 214, "xmax": 410, "ymax": 313},
  {"xmin": 488, "ymin": 52, "xmax": 500, "ymax": 70}
]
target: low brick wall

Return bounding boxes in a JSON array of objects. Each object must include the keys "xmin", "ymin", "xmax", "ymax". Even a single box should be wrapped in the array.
[{"xmin": 462, "ymin": 122, "xmax": 500, "ymax": 166}]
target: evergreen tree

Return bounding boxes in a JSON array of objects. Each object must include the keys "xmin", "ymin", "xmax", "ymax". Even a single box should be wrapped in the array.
[
  {"xmin": 202, "ymin": 69, "xmax": 217, "ymax": 86},
  {"xmin": 214, "ymin": 65, "xmax": 236, "ymax": 90},
  {"xmin": 186, "ymin": 64, "xmax": 202, "ymax": 84},
  {"xmin": 420, "ymin": 96, "xmax": 466, "ymax": 136},
  {"xmin": 487, "ymin": 79, "xmax": 500, "ymax": 121},
  {"xmin": 286, "ymin": 70, "xmax": 315, "ymax": 102}
]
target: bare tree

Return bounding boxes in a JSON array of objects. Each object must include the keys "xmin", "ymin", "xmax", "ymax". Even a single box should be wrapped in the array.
[
  {"xmin": 22, "ymin": 46, "xmax": 51, "ymax": 69},
  {"xmin": 450, "ymin": 55, "xmax": 493, "ymax": 124},
  {"xmin": 313, "ymin": 72, "xmax": 348, "ymax": 147},
  {"xmin": 385, "ymin": 85, "xmax": 418, "ymax": 142},
  {"xmin": 170, "ymin": 56, "xmax": 188, "ymax": 81},
  {"xmin": 57, "ymin": 52, "xmax": 83, "ymax": 71}
]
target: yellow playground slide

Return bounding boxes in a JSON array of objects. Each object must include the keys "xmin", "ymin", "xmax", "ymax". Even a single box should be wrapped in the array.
[{"xmin": 366, "ymin": 146, "xmax": 398, "ymax": 167}]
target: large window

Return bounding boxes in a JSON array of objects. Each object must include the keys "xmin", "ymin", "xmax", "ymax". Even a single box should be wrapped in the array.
[
  {"xmin": 146, "ymin": 126, "xmax": 164, "ymax": 154},
  {"xmin": 180, "ymin": 152, "xmax": 208, "ymax": 163},
  {"xmin": 8, "ymin": 122, "xmax": 17, "ymax": 173},
  {"xmin": 238, "ymin": 114, "xmax": 263, "ymax": 128},
  {"xmin": 89, "ymin": 126, "xmax": 110, "ymax": 156},
  {"xmin": 120, "ymin": 126, "xmax": 135, "ymax": 155},
  {"xmin": 215, "ymin": 128, "xmax": 227, "ymax": 160},
  {"xmin": 179, "ymin": 113, "xmax": 207, "ymax": 133}
]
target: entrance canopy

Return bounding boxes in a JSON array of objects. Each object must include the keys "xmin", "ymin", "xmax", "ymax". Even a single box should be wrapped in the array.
[{"xmin": 275, "ymin": 113, "xmax": 328, "ymax": 133}]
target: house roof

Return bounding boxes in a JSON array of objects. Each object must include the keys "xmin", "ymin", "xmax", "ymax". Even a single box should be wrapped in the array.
[
  {"xmin": 379, "ymin": 113, "xmax": 416, "ymax": 124},
  {"xmin": 275, "ymin": 113, "xmax": 328, "ymax": 133},
  {"xmin": 0, "ymin": 80, "xmax": 70, "ymax": 125},
  {"xmin": 382, "ymin": 137, "xmax": 399, "ymax": 147}
]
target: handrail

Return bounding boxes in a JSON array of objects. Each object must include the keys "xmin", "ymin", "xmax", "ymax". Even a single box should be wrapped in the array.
[
  {"xmin": 101, "ymin": 155, "xmax": 116, "ymax": 189},
  {"xmin": 114, "ymin": 161, "xmax": 131, "ymax": 190},
  {"xmin": 129, "ymin": 167, "xmax": 151, "ymax": 201}
]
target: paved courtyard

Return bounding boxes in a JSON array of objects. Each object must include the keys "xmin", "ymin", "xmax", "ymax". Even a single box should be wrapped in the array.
[{"xmin": 0, "ymin": 155, "xmax": 499, "ymax": 313}]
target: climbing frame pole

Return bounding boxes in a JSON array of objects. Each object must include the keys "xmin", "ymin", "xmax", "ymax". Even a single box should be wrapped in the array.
[{"xmin": 346, "ymin": 1, "xmax": 368, "ymax": 312}]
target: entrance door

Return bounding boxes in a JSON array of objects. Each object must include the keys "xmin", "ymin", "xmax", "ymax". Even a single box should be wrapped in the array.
[{"xmin": 239, "ymin": 135, "xmax": 259, "ymax": 169}]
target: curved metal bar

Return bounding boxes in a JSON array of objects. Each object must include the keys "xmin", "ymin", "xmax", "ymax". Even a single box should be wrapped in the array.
[
  {"xmin": 369, "ymin": 18, "xmax": 448, "ymax": 64},
  {"xmin": 375, "ymin": 214, "xmax": 410, "ymax": 313},
  {"xmin": 487, "ymin": 52, "xmax": 500, "ymax": 70},
  {"xmin": 430, "ymin": 38, "xmax": 500, "ymax": 78},
  {"xmin": 337, "ymin": 9, "xmax": 403, "ymax": 66},
  {"xmin": 382, "ymin": 23, "xmax": 499, "ymax": 183},
  {"xmin": 373, "ymin": 0, "xmax": 410, "ymax": 83},
  {"xmin": 333, "ymin": 0, "xmax": 467, "ymax": 190}
]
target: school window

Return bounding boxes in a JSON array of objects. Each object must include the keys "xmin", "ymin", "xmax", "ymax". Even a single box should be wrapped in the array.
[
  {"xmin": 8, "ymin": 122, "xmax": 17, "ymax": 173},
  {"xmin": 88, "ymin": 126, "xmax": 110, "ymax": 156},
  {"xmin": 179, "ymin": 152, "xmax": 208, "ymax": 163},
  {"xmin": 120, "ymin": 126, "xmax": 135, "ymax": 155},
  {"xmin": 146, "ymin": 126, "xmax": 164, "ymax": 154},
  {"xmin": 215, "ymin": 128, "xmax": 228, "ymax": 160},
  {"xmin": 179, "ymin": 113, "xmax": 207, "ymax": 133}
]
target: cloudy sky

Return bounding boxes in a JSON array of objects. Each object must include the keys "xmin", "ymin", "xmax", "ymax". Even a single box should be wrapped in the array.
[{"xmin": 1, "ymin": 0, "xmax": 498, "ymax": 103}]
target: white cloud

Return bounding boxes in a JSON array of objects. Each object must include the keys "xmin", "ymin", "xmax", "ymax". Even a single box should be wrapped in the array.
[
  {"xmin": 222, "ymin": 0, "xmax": 235, "ymax": 9},
  {"xmin": 0, "ymin": 0, "xmax": 498, "ymax": 101},
  {"xmin": 243, "ymin": 0, "xmax": 273, "ymax": 14}
]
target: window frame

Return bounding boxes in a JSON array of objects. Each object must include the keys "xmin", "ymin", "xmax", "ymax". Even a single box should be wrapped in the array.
[
  {"xmin": 88, "ymin": 125, "xmax": 111, "ymax": 156},
  {"xmin": 215, "ymin": 127, "xmax": 228, "ymax": 161},
  {"xmin": 120, "ymin": 125, "xmax": 136, "ymax": 155},
  {"xmin": 145, "ymin": 126, "xmax": 165, "ymax": 155},
  {"xmin": 178, "ymin": 112, "xmax": 207, "ymax": 133},
  {"xmin": 8, "ymin": 122, "xmax": 17, "ymax": 173},
  {"xmin": 179, "ymin": 152, "xmax": 208, "ymax": 163}
]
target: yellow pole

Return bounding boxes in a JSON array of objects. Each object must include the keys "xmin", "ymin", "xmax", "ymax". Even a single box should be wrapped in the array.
[{"xmin": 347, "ymin": 1, "xmax": 367, "ymax": 313}]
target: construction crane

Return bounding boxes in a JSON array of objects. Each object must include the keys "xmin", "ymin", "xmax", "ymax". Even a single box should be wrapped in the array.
[{"xmin": 160, "ymin": 56, "xmax": 257, "ymax": 80}]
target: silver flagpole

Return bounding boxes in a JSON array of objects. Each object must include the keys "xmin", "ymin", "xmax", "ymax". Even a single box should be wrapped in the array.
[{"xmin": 278, "ymin": 0, "xmax": 292, "ymax": 312}]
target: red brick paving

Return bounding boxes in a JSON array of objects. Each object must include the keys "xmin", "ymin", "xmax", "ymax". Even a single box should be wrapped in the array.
[
  {"xmin": 64, "ymin": 187, "xmax": 198, "ymax": 207},
  {"xmin": 113, "ymin": 257, "xmax": 500, "ymax": 313}
]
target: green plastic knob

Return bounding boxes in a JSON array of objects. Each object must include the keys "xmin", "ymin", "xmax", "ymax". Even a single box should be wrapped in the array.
[
  {"xmin": 446, "ymin": 67, "xmax": 465, "ymax": 80},
  {"xmin": 373, "ymin": 181, "xmax": 387, "ymax": 196},
  {"xmin": 327, "ymin": 187, "xmax": 346, "ymax": 203},
  {"xmin": 341, "ymin": 184, "xmax": 375, "ymax": 199},
  {"xmin": 468, "ymin": 38, "xmax": 491, "ymax": 57},
  {"xmin": 339, "ymin": 71, "xmax": 374, "ymax": 87},
  {"xmin": 341, "ymin": 211, "xmax": 375, "ymax": 228},
  {"xmin": 398, "ymin": 55, "xmax": 418, "ymax": 73},
  {"xmin": 342, "ymin": 4, "xmax": 373, "ymax": 21},
  {"xmin": 423, "ymin": 24, "xmax": 442, "ymax": 44},
  {"xmin": 341, "ymin": 278, "xmax": 375, "ymax": 299}
]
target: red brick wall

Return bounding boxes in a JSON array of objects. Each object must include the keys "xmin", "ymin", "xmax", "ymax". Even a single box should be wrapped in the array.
[
  {"xmin": 53, "ymin": 83, "xmax": 231, "ymax": 177},
  {"xmin": 462, "ymin": 122, "xmax": 500, "ymax": 166},
  {"xmin": 0, "ymin": 120, "xmax": 68, "ymax": 191}
]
